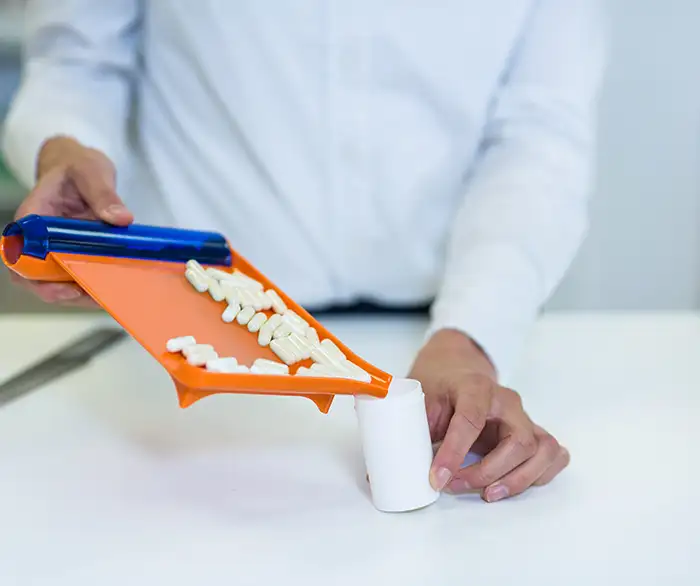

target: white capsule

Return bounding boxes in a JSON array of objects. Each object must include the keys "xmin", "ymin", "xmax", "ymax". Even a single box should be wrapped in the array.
[
  {"xmin": 208, "ymin": 279, "xmax": 226, "ymax": 302},
  {"xmin": 266, "ymin": 289, "xmax": 288, "ymax": 314},
  {"xmin": 186, "ymin": 261, "xmax": 213, "ymax": 289},
  {"xmin": 222, "ymin": 302, "xmax": 241, "ymax": 323},
  {"xmin": 238, "ymin": 288, "xmax": 258, "ymax": 308},
  {"xmin": 320, "ymin": 338, "xmax": 346, "ymax": 361},
  {"xmin": 205, "ymin": 356, "xmax": 238, "ymax": 372},
  {"xmin": 284, "ymin": 310, "xmax": 307, "ymax": 327},
  {"xmin": 310, "ymin": 345, "xmax": 341, "ymax": 368},
  {"xmin": 203, "ymin": 269, "xmax": 254, "ymax": 291},
  {"xmin": 221, "ymin": 283, "xmax": 240, "ymax": 305},
  {"xmin": 233, "ymin": 270, "xmax": 264, "ymax": 290},
  {"xmin": 213, "ymin": 364, "xmax": 250, "ymax": 374},
  {"xmin": 274, "ymin": 317, "xmax": 306, "ymax": 339},
  {"xmin": 255, "ymin": 367, "xmax": 288, "ymax": 376},
  {"xmin": 282, "ymin": 312, "xmax": 309, "ymax": 336},
  {"xmin": 310, "ymin": 363, "xmax": 346, "ymax": 378},
  {"xmin": 227, "ymin": 276, "xmax": 262, "ymax": 291},
  {"xmin": 268, "ymin": 313, "xmax": 284, "ymax": 328},
  {"xmin": 283, "ymin": 309, "xmax": 302, "ymax": 321},
  {"xmin": 205, "ymin": 267, "xmax": 235, "ymax": 282},
  {"xmin": 186, "ymin": 259, "xmax": 208, "ymax": 277},
  {"xmin": 257, "ymin": 328, "xmax": 273, "ymax": 347},
  {"xmin": 250, "ymin": 293, "xmax": 266, "ymax": 311},
  {"xmin": 287, "ymin": 332, "xmax": 312, "ymax": 360},
  {"xmin": 339, "ymin": 360, "xmax": 372, "ymax": 383},
  {"xmin": 182, "ymin": 344, "xmax": 215, "ymax": 359},
  {"xmin": 294, "ymin": 329, "xmax": 313, "ymax": 348},
  {"xmin": 270, "ymin": 338, "xmax": 298, "ymax": 365},
  {"xmin": 187, "ymin": 349, "xmax": 218, "ymax": 366},
  {"xmin": 252, "ymin": 358, "xmax": 289, "ymax": 373},
  {"xmin": 236, "ymin": 305, "xmax": 256, "ymax": 325},
  {"xmin": 272, "ymin": 321, "xmax": 294, "ymax": 339},
  {"xmin": 256, "ymin": 291, "xmax": 274, "ymax": 311},
  {"xmin": 251, "ymin": 362, "xmax": 289, "ymax": 375},
  {"xmin": 295, "ymin": 363, "xmax": 341, "ymax": 378},
  {"xmin": 166, "ymin": 336, "xmax": 196, "ymax": 353},
  {"xmin": 279, "ymin": 335, "xmax": 304, "ymax": 362},
  {"xmin": 260, "ymin": 313, "xmax": 283, "ymax": 338},
  {"xmin": 185, "ymin": 269, "xmax": 209, "ymax": 293},
  {"xmin": 305, "ymin": 328, "xmax": 320, "ymax": 345},
  {"xmin": 247, "ymin": 312, "xmax": 268, "ymax": 333}
]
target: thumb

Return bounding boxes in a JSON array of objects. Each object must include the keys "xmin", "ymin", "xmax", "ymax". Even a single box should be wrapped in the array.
[{"xmin": 67, "ymin": 157, "xmax": 133, "ymax": 226}]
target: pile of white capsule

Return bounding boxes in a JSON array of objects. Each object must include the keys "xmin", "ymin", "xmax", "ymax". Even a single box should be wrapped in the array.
[{"xmin": 166, "ymin": 260, "xmax": 371, "ymax": 381}]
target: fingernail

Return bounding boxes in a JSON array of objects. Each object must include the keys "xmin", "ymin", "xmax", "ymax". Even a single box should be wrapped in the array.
[
  {"xmin": 484, "ymin": 484, "xmax": 509, "ymax": 503},
  {"xmin": 104, "ymin": 204, "xmax": 126, "ymax": 218},
  {"xmin": 430, "ymin": 467, "xmax": 452, "ymax": 491},
  {"xmin": 56, "ymin": 288, "xmax": 81, "ymax": 301}
]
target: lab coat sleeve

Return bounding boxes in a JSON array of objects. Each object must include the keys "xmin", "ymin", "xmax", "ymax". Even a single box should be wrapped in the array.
[
  {"xmin": 428, "ymin": 0, "xmax": 607, "ymax": 380},
  {"xmin": 1, "ymin": 0, "xmax": 141, "ymax": 188}
]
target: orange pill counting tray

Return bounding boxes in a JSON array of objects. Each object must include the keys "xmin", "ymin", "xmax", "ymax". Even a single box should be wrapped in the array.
[{"xmin": 0, "ymin": 215, "xmax": 392, "ymax": 412}]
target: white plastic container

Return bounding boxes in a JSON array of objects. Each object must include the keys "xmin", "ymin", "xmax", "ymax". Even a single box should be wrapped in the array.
[{"xmin": 354, "ymin": 377, "xmax": 440, "ymax": 512}]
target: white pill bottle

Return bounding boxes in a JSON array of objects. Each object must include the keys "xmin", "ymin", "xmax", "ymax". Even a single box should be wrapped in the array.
[{"xmin": 355, "ymin": 378, "xmax": 440, "ymax": 512}]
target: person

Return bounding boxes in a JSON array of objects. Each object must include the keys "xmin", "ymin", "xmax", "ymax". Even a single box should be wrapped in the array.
[{"xmin": 2, "ymin": 0, "xmax": 605, "ymax": 503}]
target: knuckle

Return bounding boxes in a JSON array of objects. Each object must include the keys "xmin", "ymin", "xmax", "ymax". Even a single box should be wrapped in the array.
[
  {"xmin": 69, "ymin": 159, "xmax": 89, "ymax": 177},
  {"xmin": 502, "ymin": 386, "xmax": 523, "ymax": 408},
  {"xmin": 514, "ymin": 432, "xmax": 538, "ymax": 458},
  {"xmin": 454, "ymin": 403, "xmax": 486, "ymax": 433},
  {"xmin": 493, "ymin": 386, "xmax": 523, "ymax": 417},
  {"xmin": 539, "ymin": 433, "xmax": 561, "ymax": 459},
  {"xmin": 560, "ymin": 447, "xmax": 571, "ymax": 468}
]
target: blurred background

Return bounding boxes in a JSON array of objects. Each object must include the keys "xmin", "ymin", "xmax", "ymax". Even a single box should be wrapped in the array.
[{"xmin": 0, "ymin": 0, "xmax": 698, "ymax": 313}]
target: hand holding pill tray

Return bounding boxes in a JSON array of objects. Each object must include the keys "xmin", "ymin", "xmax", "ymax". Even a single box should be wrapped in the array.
[
  {"xmin": 0, "ymin": 215, "xmax": 392, "ymax": 412},
  {"xmin": 2, "ymin": 216, "xmax": 440, "ymax": 513}
]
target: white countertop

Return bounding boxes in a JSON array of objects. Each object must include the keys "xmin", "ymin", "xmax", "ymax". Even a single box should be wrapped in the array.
[{"xmin": 0, "ymin": 312, "xmax": 697, "ymax": 585}]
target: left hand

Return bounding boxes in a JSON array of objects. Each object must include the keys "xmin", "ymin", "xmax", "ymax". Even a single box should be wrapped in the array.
[{"xmin": 409, "ymin": 329, "xmax": 570, "ymax": 502}]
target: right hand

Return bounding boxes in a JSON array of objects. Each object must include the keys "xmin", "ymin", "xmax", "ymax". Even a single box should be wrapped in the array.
[{"xmin": 9, "ymin": 136, "xmax": 134, "ymax": 306}]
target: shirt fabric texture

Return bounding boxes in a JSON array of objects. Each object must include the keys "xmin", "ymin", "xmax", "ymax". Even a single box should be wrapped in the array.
[{"xmin": 2, "ymin": 0, "xmax": 606, "ymax": 380}]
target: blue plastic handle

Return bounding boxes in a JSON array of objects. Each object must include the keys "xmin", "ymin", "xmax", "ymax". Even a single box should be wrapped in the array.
[{"xmin": 2, "ymin": 215, "xmax": 232, "ymax": 266}]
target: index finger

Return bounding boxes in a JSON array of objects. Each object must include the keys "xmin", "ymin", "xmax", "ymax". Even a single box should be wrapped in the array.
[
  {"xmin": 430, "ymin": 389, "xmax": 490, "ymax": 490},
  {"xmin": 8, "ymin": 271, "xmax": 97, "ymax": 307}
]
